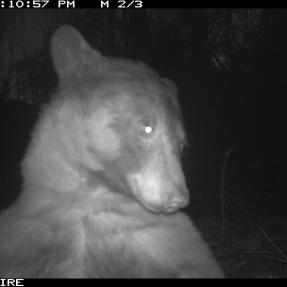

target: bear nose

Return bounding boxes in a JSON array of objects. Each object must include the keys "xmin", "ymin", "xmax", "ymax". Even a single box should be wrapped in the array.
[{"xmin": 165, "ymin": 187, "xmax": 190, "ymax": 213}]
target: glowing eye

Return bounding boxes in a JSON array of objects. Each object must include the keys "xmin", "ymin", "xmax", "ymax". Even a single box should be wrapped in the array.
[{"xmin": 144, "ymin": 126, "xmax": 153, "ymax": 134}]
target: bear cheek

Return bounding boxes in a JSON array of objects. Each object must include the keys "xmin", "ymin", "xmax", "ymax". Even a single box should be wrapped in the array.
[{"xmin": 85, "ymin": 108, "xmax": 123, "ymax": 159}]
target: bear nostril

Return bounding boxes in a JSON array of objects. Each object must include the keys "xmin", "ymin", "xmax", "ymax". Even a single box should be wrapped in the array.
[{"xmin": 167, "ymin": 188, "xmax": 190, "ymax": 211}]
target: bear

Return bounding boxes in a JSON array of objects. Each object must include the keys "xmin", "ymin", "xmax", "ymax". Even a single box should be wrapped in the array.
[{"xmin": 0, "ymin": 25, "xmax": 224, "ymax": 278}]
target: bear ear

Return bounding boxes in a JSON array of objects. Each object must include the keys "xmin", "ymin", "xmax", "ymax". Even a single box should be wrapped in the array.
[{"xmin": 50, "ymin": 25, "xmax": 101, "ymax": 79}]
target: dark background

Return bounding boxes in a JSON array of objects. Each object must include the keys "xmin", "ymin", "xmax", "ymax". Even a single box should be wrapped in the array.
[{"xmin": 0, "ymin": 9, "xmax": 285, "ymax": 224}]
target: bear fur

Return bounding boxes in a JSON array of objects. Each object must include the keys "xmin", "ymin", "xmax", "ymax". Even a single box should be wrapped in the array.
[{"xmin": 0, "ymin": 26, "xmax": 223, "ymax": 278}]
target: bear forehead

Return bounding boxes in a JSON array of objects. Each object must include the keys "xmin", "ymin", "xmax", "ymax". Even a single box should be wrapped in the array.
[{"xmin": 79, "ymin": 77, "xmax": 171, "ymax": 116}]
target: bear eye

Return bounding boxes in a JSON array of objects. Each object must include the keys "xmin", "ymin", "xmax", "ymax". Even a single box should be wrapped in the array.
[
  {"xmin": 179, "ymin": 140, "xmax": 190, "ymax": 156},
  {"xmin": 144, "ymin": 126, "xmax": 153, "ymax": 134},
  {"xmin": 138, "ymin": 116, "xmax": 155, "ymax": 136}
]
